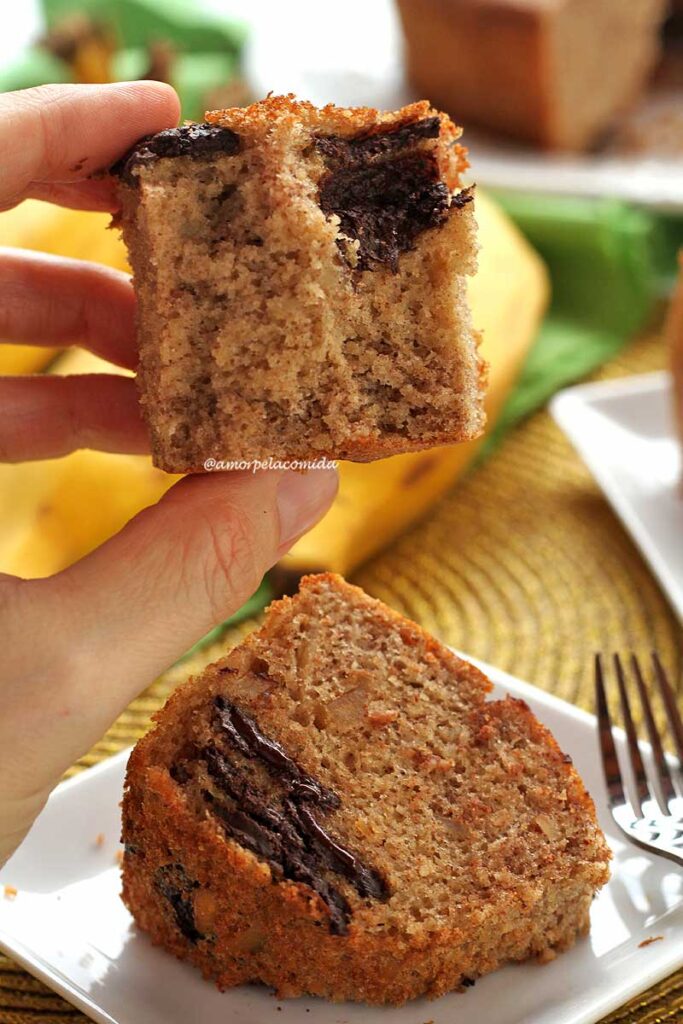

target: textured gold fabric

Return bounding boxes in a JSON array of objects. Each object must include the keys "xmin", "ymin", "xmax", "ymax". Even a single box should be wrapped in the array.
[{"xmin": 1, "ymin": 328, "xmax": 681, "ymax": 1022}]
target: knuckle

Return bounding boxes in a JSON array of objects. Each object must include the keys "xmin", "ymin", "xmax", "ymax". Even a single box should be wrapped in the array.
[
  {"xmin": 14, "ymin": 86, "xmax": 72, "ymax": 181},
  {"xmin": 196, "ymin": 507, "xmax": 264, "ymax": 622}
]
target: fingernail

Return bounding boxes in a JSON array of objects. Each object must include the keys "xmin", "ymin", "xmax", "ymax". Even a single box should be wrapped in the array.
[{"xmin": 276, "ymin": 469, "xmax": 338, "ymax": 552}]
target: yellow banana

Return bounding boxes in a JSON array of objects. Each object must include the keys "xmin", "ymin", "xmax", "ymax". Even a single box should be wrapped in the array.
[
  {"xmin": 282, "ymin": 191, "xmax": 550, "ymax": 575},
  {"xmin": 0, "ymin": 191, "xmax": 548, "ymax": 583},
  {"xmin": 0, "ymin": 348, "xmax": 175, "ymax": 579},
  {"xmin": 0, "ymin": 200, "xmax": 129, "ymax": 375}
]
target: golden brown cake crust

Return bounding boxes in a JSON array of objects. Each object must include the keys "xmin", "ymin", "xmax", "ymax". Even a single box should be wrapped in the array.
[
  {"xmin": 121, "ymin": 573, "xmax": 610, "ymax": 1005},
  {"xmin": 115, "ymin": 97, "xmax": 484, "ymax": 472},
  {"xmin": 205, "ymin": 95, "xmax": 470, "ymax": 187}
]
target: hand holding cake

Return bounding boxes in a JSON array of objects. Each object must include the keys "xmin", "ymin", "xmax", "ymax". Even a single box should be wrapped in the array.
[
  {"xmin": 0, "ymin": 82, "xmax": 338, "ymax": 869},
  {"xmin": 0, "ymin": 79, "xmax": 613, "ymax": 1012}
]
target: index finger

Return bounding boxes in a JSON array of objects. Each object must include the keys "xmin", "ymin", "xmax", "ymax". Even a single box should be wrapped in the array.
[{"xmin": 0, "ymin": 81, "xmax": 180, "ymax": 212}]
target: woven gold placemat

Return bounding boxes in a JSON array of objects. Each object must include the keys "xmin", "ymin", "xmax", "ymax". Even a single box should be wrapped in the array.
[{"xmin": 1, "ymin": 326, "xmax": 681, "ymax": 1023}]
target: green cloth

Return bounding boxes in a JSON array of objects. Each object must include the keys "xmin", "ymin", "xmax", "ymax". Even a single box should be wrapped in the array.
[
  {"xmin": 0, "ymin": 0, "xmax": 246, "ymax": 120},
  {"xmin": 487, "ymin": 193, "xmax": 683, "ymax": 444},
  {"xmin": 177, "ymin": 576, "xmax": 274, "ymax": 663},
  {"xmin": 42, "ymin": 0, "xmax": 246, "ymax": 55}
]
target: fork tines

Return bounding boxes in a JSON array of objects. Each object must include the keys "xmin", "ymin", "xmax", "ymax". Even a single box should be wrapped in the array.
[{"xmin": 595, "ymin": 652, "xmax": 683, "ymax": 867}]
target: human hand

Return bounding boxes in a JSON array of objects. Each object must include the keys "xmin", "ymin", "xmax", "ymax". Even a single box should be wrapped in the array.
[{"xmin": 0, "ymin": 83, "xmax": 338, "ymax": 867}]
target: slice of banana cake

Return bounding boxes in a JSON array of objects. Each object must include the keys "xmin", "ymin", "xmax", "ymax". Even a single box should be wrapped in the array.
[
  {"xmin": 121, "ymin": 573, "xmax": 610, "ymax": 1006},
  {"xmin": 113, "ymin": 96, "xmax": 484, "ymax": 472}
]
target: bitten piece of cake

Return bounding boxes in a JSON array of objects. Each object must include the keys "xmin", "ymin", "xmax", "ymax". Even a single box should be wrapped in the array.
[
  {"xmin": 113, "ymin": 97, "xmax": 484, "ymax": 472},
  {"xmin": 121, "ymin": 573, "xmax": 611, "ymax": 1005}
]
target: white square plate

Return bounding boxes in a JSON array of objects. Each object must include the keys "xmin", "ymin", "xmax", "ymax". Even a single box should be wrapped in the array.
[
  {"xmin": 1, "ymin": 660, "xmax": 682, "ymax": 1024},
  {"xmin": 551, "ymin": 371, "xmax": 683, "ymax": 622}
]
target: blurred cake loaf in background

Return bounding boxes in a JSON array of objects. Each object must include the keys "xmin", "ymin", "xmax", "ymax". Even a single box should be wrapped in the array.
[
  {"xmin": 608, "ymin": 4, "xmax": 683, "ymax": 158},
  {"xmin": 396, "ymin": 0, "xmax": 669, "ymax": 151}
]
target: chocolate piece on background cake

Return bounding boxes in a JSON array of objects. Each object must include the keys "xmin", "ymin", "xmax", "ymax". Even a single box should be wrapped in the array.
[
  {"xmin": 114, "ymin": 96, "xmax": 484, "ymax": 472},
  {"xmin": 121, "ymin": 573, "xmax": 611, "ymax": 1005}
]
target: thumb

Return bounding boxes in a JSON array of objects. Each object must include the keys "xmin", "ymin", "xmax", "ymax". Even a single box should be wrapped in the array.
[
  {"xmin": 5, "ymin": 467, "xmax": 336, "ymax": 791},
  {"xmin": 58, "ymin": 467, "xmax": 338, "ymax": 686}
]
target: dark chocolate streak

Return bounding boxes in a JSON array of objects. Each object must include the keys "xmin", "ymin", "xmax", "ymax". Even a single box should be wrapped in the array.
[
  {"xmin": 315, "ymin": 115, "xmax": 469, "ymax": 272},
  {"xmin": 213, "ymin": 695, "xmax": 339, "ymax": 811},
  {"xmin": 182, "ymin": 697, "xmax": 389, "ymax": 935},
  {"xmin": 202, "ymin": 756, "xmax": 353, "ymax": 935},
  {"xmin": 315, "ymin": 115, "xmax": 441, "ymax": 166},
  {"xmin": 154, "ymin": 864, "xmax": 205, "ymax": 944},
  {"xmin": 112, "ymin": 123, "xmax": 241, "ymax": 186}
]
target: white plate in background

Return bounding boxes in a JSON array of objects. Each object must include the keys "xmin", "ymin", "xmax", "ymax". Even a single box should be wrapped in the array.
[
  {"xmin": 1, "ymin": 661, "xmax": 681, "ymax": 1024},
  {"xmin": 236, "ymin": 0, "xmax": 683, "ymax": 212},
  {"xmin": 551, "ymin": 372, "xmax": 683, "ymax": 622}
]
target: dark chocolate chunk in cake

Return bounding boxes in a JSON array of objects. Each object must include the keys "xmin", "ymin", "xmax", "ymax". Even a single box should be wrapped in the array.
[
  {"xmin": 154, "ymin": 864, "xmax": 205, "ymax": 944},
  {"xmin": 114, "ymin": 123, "xmax": 241, "ymax": 185},
  {"xmin": 169, "ymin": 696, "xmax": 388, "ymax": 935},
  {"xmin": 316, "ymin": 117, "xmax": 457, "ymax": 272}
]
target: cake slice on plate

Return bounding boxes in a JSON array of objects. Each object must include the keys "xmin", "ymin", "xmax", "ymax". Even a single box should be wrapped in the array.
[
  {"xmin": 121, "ymin": 573, "xmax": 610, "ymax": 1005},
  {"xmin": 114, "ymin": 97, "xmax": 484, "ymax": 472}
]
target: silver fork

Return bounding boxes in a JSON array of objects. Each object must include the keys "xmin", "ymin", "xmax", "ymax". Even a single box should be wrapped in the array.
[{"xmin": 595, "ymin": 653, "xmax": 683, "ymax": 867}]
